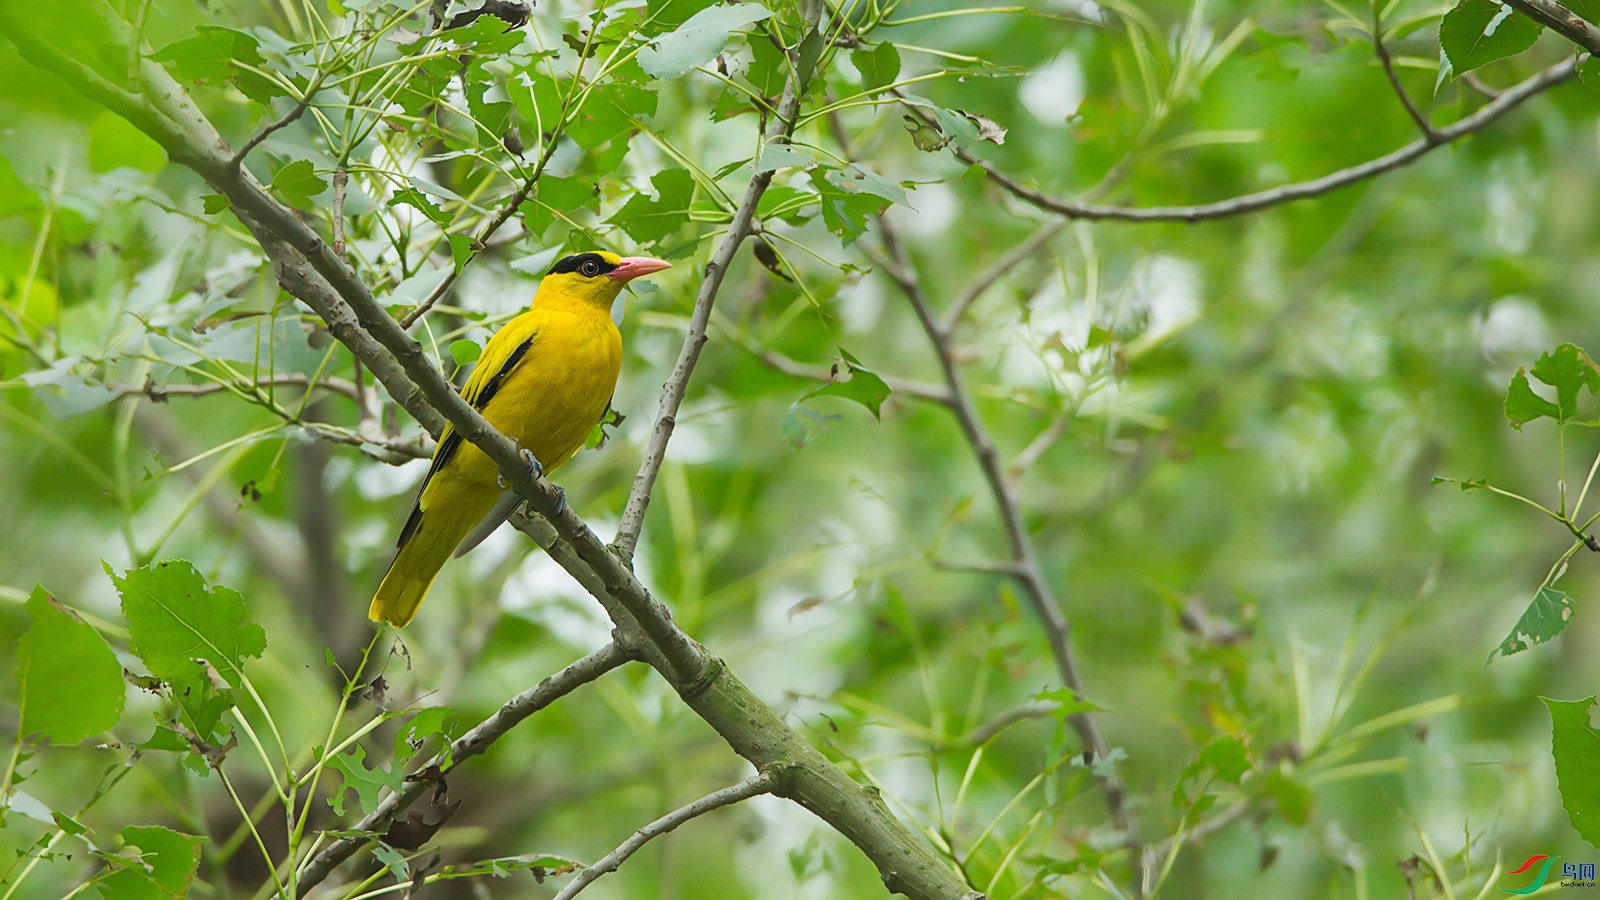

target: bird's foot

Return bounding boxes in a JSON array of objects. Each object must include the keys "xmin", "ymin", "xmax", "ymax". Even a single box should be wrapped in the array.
[
  {"xmin": 497, "ymin": 449, "xmax": 544, "ymax": 488},
  {"xmin": 550, "ymin": 485, "xmax": 568, "ymax": 518}
]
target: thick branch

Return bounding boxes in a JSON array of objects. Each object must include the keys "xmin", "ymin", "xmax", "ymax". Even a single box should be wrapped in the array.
[
  {"xmin": 911, "ymin": 58, "xmax": 1574, "ymax": 222},
  {"xmin": 611, "ymin": 68, "xmax": 808, "ymax": 565},
  {"xmin": 296, "ymin": 643, "xmax": 633, "ymax": 892},
  {"xmin": 10, "ymin": 13, "xmax": 987, "ymax": 898},
  {"xmin": 552, "ymin": 772, "xmax": 774, "ymax": 900},
  {"xmin": 1503, "ymin": 0, "xmax": 1600, "ymax": 52}
]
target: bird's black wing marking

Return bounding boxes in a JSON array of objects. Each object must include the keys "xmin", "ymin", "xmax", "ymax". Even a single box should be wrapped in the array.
[{"xmin": 394, "ymin": 335, "xmax": 536, "ymax": 551}]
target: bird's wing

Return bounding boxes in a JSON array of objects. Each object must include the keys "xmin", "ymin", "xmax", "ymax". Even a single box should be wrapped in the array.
[
  {"xmin": 452, "ymin": 489, "xmax": 523, "ymax": 558},
  {"xmin": 395, "ymin": 314, "xmax": 543, "ymax": 550}
]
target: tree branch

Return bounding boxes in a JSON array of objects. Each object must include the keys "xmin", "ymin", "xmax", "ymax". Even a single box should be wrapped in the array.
[
  {"xmin": 867, "ymin": 215, "xmax": 1140, "ymax": 887},
  {"xmin": 109, "ymin": 373, "xmax": 362, "ymax": 402},
  {"xmin": 230, "ymin": 92, "xmax": 314, "ymax": 172},
  {"xmin": 713, "ymin": 311, "xmax": 953, "ymax": 404},
  {"xmin": 611, "ymin": 65, "xmax": 808, "ymax": 566},
  {"xmin": 296, "ymin": 642, "xmax": 633, "ymax": 893},
  {"xmin": 1373, "ymin": 14, "xmax": 1441, "ymax": 143},
  {"xmin": 551, "ymin": 772, "xmax": 775, "ymax": 900},
  {"xmin": 907, "ymin": 57, "xmax": 1575, "ymax": 222},
  {"xmin": 9, "ymin": 13, "xmax": 988, "ymax": 898},
  {"xmin": 1503, "ymin": 0, "xmax": 1600, "ymax": 52},
  {"xmin": 939, "ymin": 220, "xmax": 1067, "ymax": 335}
]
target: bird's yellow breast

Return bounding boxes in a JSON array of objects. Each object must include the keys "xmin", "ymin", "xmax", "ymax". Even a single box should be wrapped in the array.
[{"xmin": 423, "ymin": 303, "xmax": 621, "ymax": 501}]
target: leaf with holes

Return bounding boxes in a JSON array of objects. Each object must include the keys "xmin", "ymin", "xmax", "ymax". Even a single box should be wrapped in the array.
[
  {"xmin": 1440, "ymin": 0, "xmax": 1542, "ymax": 74},
  {"xmin": 98, "ymin": 826, "xmax": 204, "ymax": 900},
  {"xmin": 1488, "ymin": 586, "xmax": 1575, "ymax": 663},
  {"xmin": 802, "ymin": 365, "xmax": 892, "ymax": 421}
]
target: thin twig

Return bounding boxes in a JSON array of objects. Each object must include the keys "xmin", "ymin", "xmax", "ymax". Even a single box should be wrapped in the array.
[
  {"xmin": 1460, "ymin": 72, "xmax": 1502, "ymax": 101},
  {"xmin": 551, "ymin": 772, "xmax": 774, "ymax": 900},
  {"xmin": 940, "ymin": 219, "xmax": 1068, "ymax": 335},
  {"xmin": 109, "ymin": 373, "xmax": 361, "ymax": 402},
  {"xmin": 1007, "ymin": 416, "xmax": 1069, "ymax": 485},
  {"xmin": 934, "ymin": 700, "xmax": 1060, "ymax": 751},
  {"xmin": 1373, "ymin": 12, "xmax": 1441, "ymax": 143},
  {"xmin": 231, "ymin": 92, "xmax": 316, "ymax": 172},
  {"xmin": 295, "ymin": 643, "xmax": 632, "ymax": 893},
  {"xmin": 868, "ymin": 214, "xmax": 1142, "ymax": 889},
  {"xmin": 906, "ymin": 57, "xmax": 1576, "ymax": 222},
  {"xmin": 611, "ymin": 60, "xmax": 810, "ymax": 565}
]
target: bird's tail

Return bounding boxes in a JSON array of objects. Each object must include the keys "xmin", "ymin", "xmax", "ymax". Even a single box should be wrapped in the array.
[{"xmin": 369, "ymin": 485, "xmax": 498, "ymax": 627}]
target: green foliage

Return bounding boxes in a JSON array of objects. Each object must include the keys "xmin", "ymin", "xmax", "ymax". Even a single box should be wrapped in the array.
[
  {"xmin": 1545, "ymin": 697, "xmax": 1600, "ymax": 848},
  {"xmin": 97, "ymin": 826, "xmax": 204, "ymax": 900},
  {"xmin": 610, "ymin": 168, "xmax": 696, "ymax": 245},
  {"xmin": 850, "ymin": 42, "xmax": 900, "ymax": 96},
  {"xmin": 800, "ymin": 362, "xmax": 891, "ymax": 421},
  {"xmin": 327, "ymin": 743, "xmax": 402, "ymax": 817},
  {"xmin": 1440, "ymin": 0, "xmax": 1543, "ymax": 74},
  {"xmin": 1489, "ymin": 586, "xmax": 1576, "ymax": 663},
  {"xmin": 637, "ymin": 3, "xmax": 774, "ymax": 79},
  {"xmin": 16, "ymin": 587, "xmax": 122, "ymax": 745}
]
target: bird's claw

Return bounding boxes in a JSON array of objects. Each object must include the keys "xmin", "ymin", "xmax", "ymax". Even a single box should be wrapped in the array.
[
  {"xmin": 550, "ymin": 485, "xmax": 568, "ymax": 518},
  {"xmin": 497, "ymin": 449, "xmax": 544, "ymax": 489}
]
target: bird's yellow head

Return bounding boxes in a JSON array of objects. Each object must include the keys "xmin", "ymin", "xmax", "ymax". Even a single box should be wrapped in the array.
[{"xmin": 536, "ymin": 251, "xmax": 671, "ymax": 310}]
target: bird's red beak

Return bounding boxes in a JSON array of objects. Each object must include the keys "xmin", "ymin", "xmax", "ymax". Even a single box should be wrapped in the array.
[{"xmin": 608, "ymin": 256, "xmax": 672, "ymax": 282}]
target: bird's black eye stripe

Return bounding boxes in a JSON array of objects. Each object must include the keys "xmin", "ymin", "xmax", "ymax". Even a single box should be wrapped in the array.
[{"xmin": 548, "ymin": 252, "xmax": 619, "ymax": 277}]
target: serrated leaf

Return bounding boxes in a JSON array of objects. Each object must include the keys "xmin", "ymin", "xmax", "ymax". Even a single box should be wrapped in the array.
[
  {"xmin": 609, "ymin": 168, "xmax": 696, "ymax": 244},
  {"xmin": 1488, "ymin": 586, "xmax": 1575, "ymax": 662},
  {"xmin": 638, "ymin": 3, "xmax": 774, "ymax": 79},
  {"xmin": 1175, "ymin": 735, "xmax": 1250, "ymax": 808},
  {"xmin": 802, "ymin": 365, "xmax": 891, "ymax": 420},
  {"xmin": 518, "ymin": 177, "xmax": 597, "ymax": 237},
  {"xmin": 851, "ymin": 41, "xmax": 900, "ymax": 95},
  {"xmin": 807, "ymin": 169, "xmax": 889, "ymax": 245},
  {"xmin": 1544, "ymin": 696, "xmax": 1600, "ymax": 848},
  {"xmin": 388, "ymin": 187, "xmax": 450, "ymax": 225},
  {"xmin": 271, "ymin": 159, "xmax": 328, "ymax": 202},
  {"xmin": 16, "ymin": 587, "xmax": 123, "ymax": 745},
  {"xmin": 109, "ymin": 560, "xmax": 267, "ymax": 691},
  {"xmin": 393, "ymin": 707, "xmax": 454, "ymax": 767},
  {"xmin": 98, "ymin": 826, "xmax": 203, "ymax": 900},
  {"xmin": 1440, "ymin": 0, "xmax": 1542, "ymax": 75},
  {"xmin": 447, "ymin": 233, "xmax": 473, "ymax": 271},
  {"xmin": 1531, "ymin": 343, "xmax": 1600, "ymax": 422}
]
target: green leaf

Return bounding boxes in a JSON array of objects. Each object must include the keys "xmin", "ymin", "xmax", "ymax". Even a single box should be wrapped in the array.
[
  {"xmin": 1567, "ymin": 0, "xmax": 1600, "ymax": 25},
  {"xmin": 16, "ymin": 587, "xmax": 123, "ymax": 745},
  {"xmin": 1487, "ymin": 586, "xmax": 1575, "ymax": 663},
  {"xmin": 807, "ymin": 168, "xmax": 892, "ymax": 245},
  {"xmin": 447, "ymin": 233, "xmax": 474, "ymax": 271},
  {"xmin": 98, "ymin": 826, "xmax": 204, "ymax": 900},
  {"xmin": 1544, "ymin": 696, "xmax": 1600, "ymax": 848},
  {"xmin": 448, "ymin": 339, "xmax": 482, "ymax": 366},
  {"xmin": 638, "ymin": 3, "xmax": 774, "ymax": 79},
  {"xmin": 851, "ymin": 41, "xmax": 900, "ymax": 96},
  {"xmin": 779, "ymin": 406, "xmax": 839, "ymax": 449},
  {"xmin": 609, "ymin": 168, "xmax": 696, "ymax": 244},
  {"xmin": 744, "ymin": 35, "xmax": 788, "ymax": 97},
  {"xmin": 271, "ymin": 160, "xmax": 328, "ymax": 203},
  {"xmin": 109, "ymin": 560, "xmax": 267, "ymax": 691},
  {"xmin": 1174, "ymin": 735, "xmax": 1251, "ymax": 808},
  {"xmin": 388, "ymin": 187, "xmax": 450, "ymax": 226},
  {"xmin": 518, "ymin": 176, "xmax": 598, "ymax": 237},
  {"xmin": 1440, "ymin": 0, "xmax": 1542, "ymax": 75},
  {"xmin": 755, "ymin": 142, "xmax": 815, "ymax": 173},
  {"xmin": 1505, "ymin": 367, "xmax": 1559, "ymax": 430},
  {"xmin": 200, "ymin": 194, "xmax": 232, "ymax": 215},
  {"xmin": 1530, "ymin": 343, "xmax": 1600, "ymax": 422},
  {"xmin": 394, "ymin": 707, "xmax": 454, "ymax": 767},
  {"xmin": 905, "ymin": 116, "xmax": 951, "ymax": 152},
  {"xmin": 1034, "ymin": 686, "xmax": 1108, "ymax": 718},
  {"xmin": 1260, "ymin": 770, "xmax": 1313, "ymax": 825},
  {"xmin": 327, "ymin": 744, "xmax": 403, "ymax": 817},
  {"xmin": 801, "ymin": 364, "xmax": 892, "ymax": 421},
  {"xmin": 1580, "ymin": 56, "xmax": 1600, "ymax": 92}
]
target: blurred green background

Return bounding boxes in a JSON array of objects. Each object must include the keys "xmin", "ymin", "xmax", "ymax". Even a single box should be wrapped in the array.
[{"xmin": 2, "ymin": 0, "xmax": 1599, "ymax": 896}]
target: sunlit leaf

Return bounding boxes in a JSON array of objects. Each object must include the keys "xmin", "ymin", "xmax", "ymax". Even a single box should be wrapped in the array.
[
  {"xmin": 638, "ymin": 3, "xmax": 774, "ymax": 79},
  {"xmin": 609, "ymin": 167, "xmax": 696, "ymax": 244},
  {"xmin": 98, "ymin": 826, "xmax": 204, "ymax": 900},
  {"xmin": 1440, "ymin": 0, "xmax": 1542, "ymax": 74}
]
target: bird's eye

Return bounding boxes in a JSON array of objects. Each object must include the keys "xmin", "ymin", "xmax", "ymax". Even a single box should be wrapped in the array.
[{"xmin": 580, "ymin": 260, "xmax": 599, "ymax": 276}]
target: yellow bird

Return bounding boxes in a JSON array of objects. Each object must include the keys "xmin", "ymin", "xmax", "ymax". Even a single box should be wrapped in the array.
[{"xmin": 370, "ymin": 251, "xmax": 670, "ymax": 626}]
